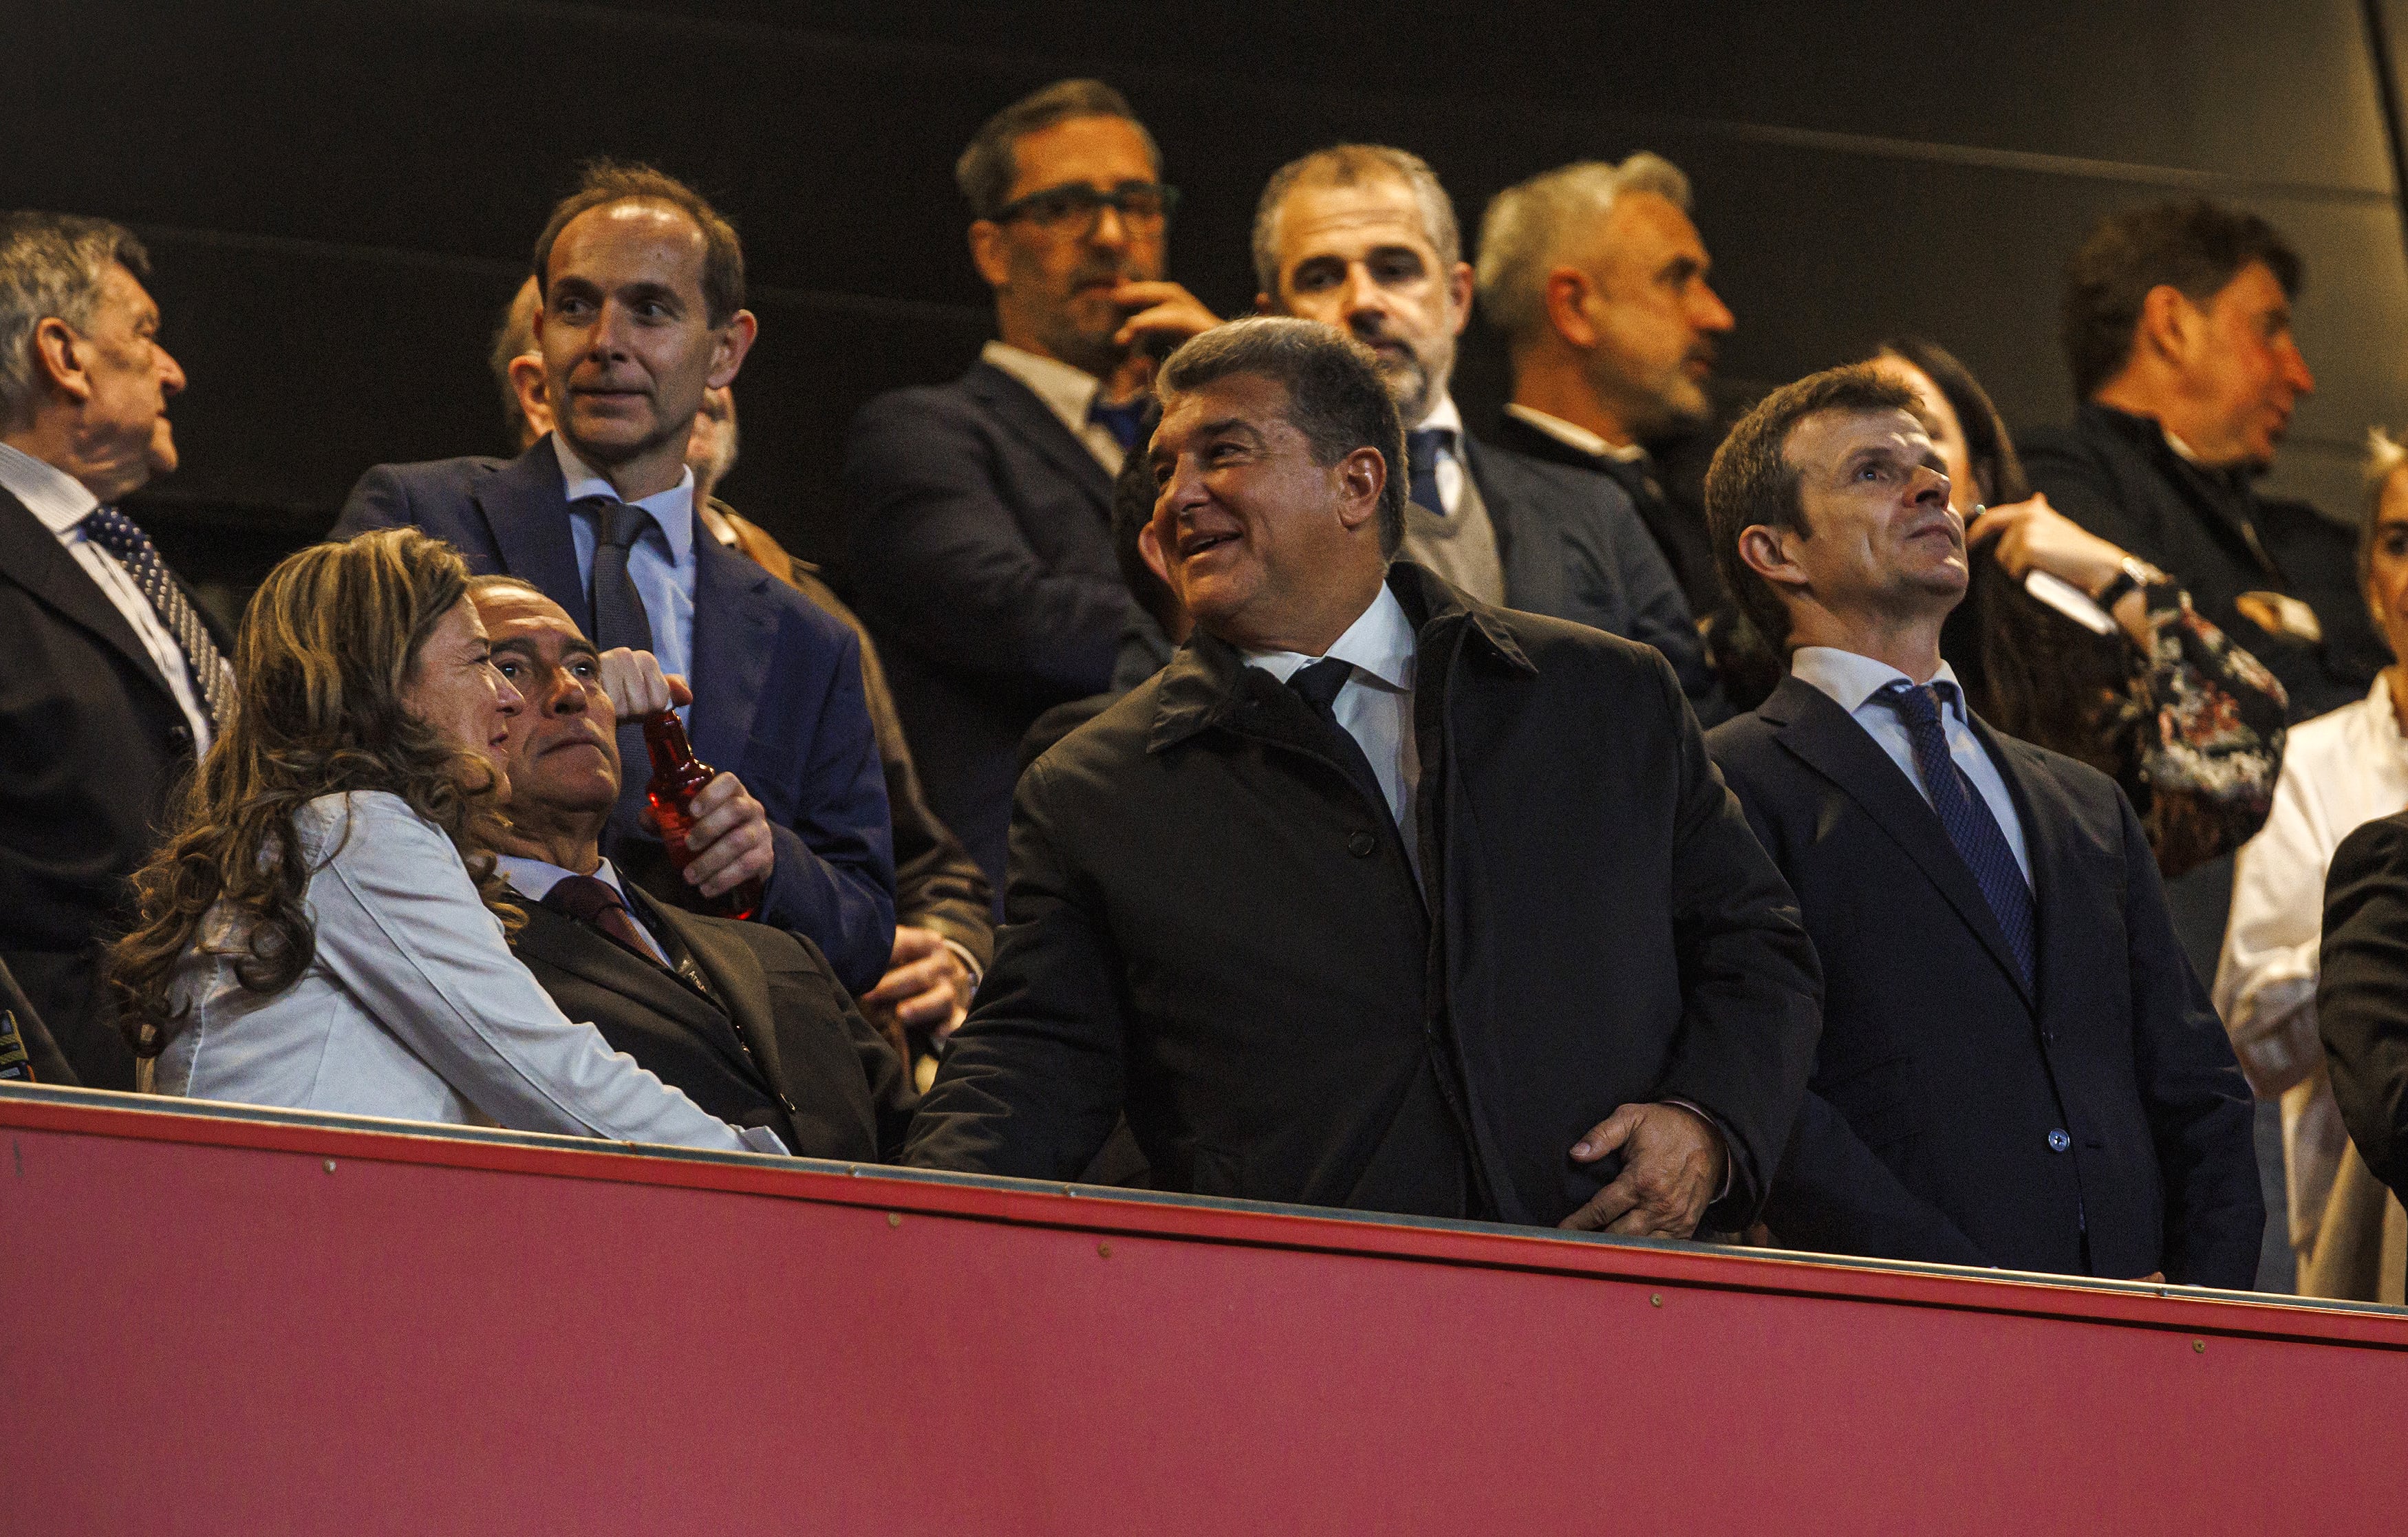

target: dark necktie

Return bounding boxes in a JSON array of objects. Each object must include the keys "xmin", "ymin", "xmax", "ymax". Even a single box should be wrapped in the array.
[
  {"xmin": 1878, "ymin": 680, "xmax": 2037, "ymax": 986},
  {"xmin": 1088, "ymin": 396, "xmax": 1150, "ymax": 453},
  {"xmin": 585, "ymin": 497, "xmax": 657, "ymax": 657},
  {"xmin": 78, "ymin": 505, "xmax": 235, "ymax": 731},
  {"xmin": 1289, "ymin": 657, "xmax": 1391, "ymax": 821},
  {"xmin": 1406, "ymin": 428, "xmax": 1450, "ymax": 516},
  {"xmin": 543, "ymin": 874, "xmax": 665, "ymax": 968}
]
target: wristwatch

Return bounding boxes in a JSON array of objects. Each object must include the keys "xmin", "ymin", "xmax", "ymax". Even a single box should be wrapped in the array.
[{"xmin": 2092, "ymin": 555, "xmax": 2161, "ymax": 612}]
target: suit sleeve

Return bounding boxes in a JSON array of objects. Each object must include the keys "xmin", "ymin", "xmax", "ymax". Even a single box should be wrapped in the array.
[
  {"xmin": 1598, "ymin": 506, "xmax": 1732, "ymax": 727},
  {"xmin": 843, "ymin": 394, "xmax": 1130, "ymax": 698},
  {"xmin": 2020, "ymin": 433, "xmax": 2151, "ymax": 556},
  {"xmin": 752, "ymin": 621, "xmax": 896, "ymax": 996},
  {"xmin": 2320, "ymin": 816, "xmax": 2408, "ymax": 1197},
  {"xmin": 2117, "ymin": 788, "xmax": 2263, "ymax": 1287},
  {"xmin": 901, "ymin": 757, "xmax": 1127, "ymax": 1178},
  {"xmin": 331, "ymin": 464, "xmax": 419, "ymax": 538},
  {"xmin": 1646, "ymin": 659, "xmax": 1824, "ymax": 1228}
]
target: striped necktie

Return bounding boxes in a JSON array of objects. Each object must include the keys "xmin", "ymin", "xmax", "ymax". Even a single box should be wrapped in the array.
[{"xmin": 78, "ymin": 504, "xmax": 234, "ymax": 731}]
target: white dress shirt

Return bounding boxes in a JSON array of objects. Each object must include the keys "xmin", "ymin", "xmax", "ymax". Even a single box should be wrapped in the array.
[
  {"xmin": 154, "ymin": 791, "xmax": 782, "ymax": 1154},
  {"xmin": 1502, "ymin": 402, "xmax": 1650, "ymax": 464},
  {"xmin": 1240, "ymin": 583, "xmax": 1421, "ymax": 851},
  {"xmin": 499, "ymin": 852, "xmax": 671, "ymax": 966},
  {"xmin": 1415, "ymin": 394, "xmax": 1470, "ymax": 516},
  {"xmin": 2217, "ymin": 678, "xmax": 2408, "ymax": 1249},
  {"xmin": 1790, "ymin": 647, "xmax": 2032, "ymax": 884},
  {"xmin": 0, "ymin": 440, "xmax": 214, "ymax": 752},
  {"xmin": 553, "ymin": 435, "xmax": 698, "ymax": 710},
  {"xmin": 980, "ymin": 341, "xmax": 1127, "ymax": 475}
]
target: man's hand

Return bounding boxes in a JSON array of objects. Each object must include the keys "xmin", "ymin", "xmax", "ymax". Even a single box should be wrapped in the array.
[
  {"xmin": 677, "ymin": 771, "xmax": 775, "ymax": 899},
  {"xmin": 1109, "ymin": 280, "xmax": 1219, "ymax": 353},
  {"xmin": 1558, "ymin": 1102, "xmax": 1729, "ymax": 1238},
  {"xmin": 859, "ymin": 926, "xmax": 974, "ymax": 1053},
  {"xmin": 596, "ymin": 648, "xmax": 691, "ymax": 720}
]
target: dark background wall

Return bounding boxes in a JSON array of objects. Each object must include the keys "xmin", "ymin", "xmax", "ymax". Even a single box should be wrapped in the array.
[{"xmin": 10, "ymin": 0, "xmax": 2408, "ymax": 627}]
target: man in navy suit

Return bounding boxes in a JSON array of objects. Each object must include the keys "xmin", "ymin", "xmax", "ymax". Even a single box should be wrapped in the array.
[
  {"xmin": 843, "ymin": 80, "xmax": 1221, "ymax": 898},
  {"xmin": 1701, "ymin": 365, "xmax": 2261, "ymax": 1286},
  {"xmin": 336, "ymin": 162, "xmax": 895, "ymax": 994}
]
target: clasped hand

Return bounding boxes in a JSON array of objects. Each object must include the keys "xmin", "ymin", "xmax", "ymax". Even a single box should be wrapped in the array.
[{"xmin": 596, "ymin": 648, "xmax": 776, "ymax": 901}]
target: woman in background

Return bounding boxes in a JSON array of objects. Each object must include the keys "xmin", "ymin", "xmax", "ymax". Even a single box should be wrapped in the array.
[{"xmin": 111, "ymin": 528, "xmax": 782, "ymax": 1154}]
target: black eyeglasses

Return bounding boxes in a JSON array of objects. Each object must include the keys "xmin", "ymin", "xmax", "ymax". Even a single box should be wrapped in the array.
[{"xmin": 993, "ymin": 181, "xmax": 1181, "ymax": 235}]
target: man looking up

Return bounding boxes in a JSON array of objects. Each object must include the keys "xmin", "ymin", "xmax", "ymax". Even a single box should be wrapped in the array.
[
  {"xmin": 1254, "ymin": 145, "xmax": 1725, "ymax": 722},
  {"xmin": 338, "ymin": 162, "xmax": 897, "ymax": 996},
  {"xmin": 905, "ymin": 318, "xmax": 1820, "ymax": 1234},
  {"xmin": 469, "ymin": 577, "xmax": 912, "ymax": 1158},
  {"xmin": 1476, "ymin": 155, "xmax": 1739, "ymax": 641},
  {"xmin": 1703, "ymin": 365, "xmax": 2261, "ymax": 1284},
  {"xmin": 846, "ymin": 80, "xmax": 1221, "ymax": 897},
  {"xmin": 0, "ymin": 212, "xmax": 229, "ymax": 1087},
  {"xmin": 2023, "ymin": 200, "xmax": 2382, "ymax": 721}
]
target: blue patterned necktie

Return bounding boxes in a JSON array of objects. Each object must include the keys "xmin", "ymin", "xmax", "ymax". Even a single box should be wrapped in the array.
[
  {"xmin": 1406, "ymin": 427, "xmax": 1450, "ymax": 516},
  {"xmin": 78, "ymin": 504, "xmax": 233, "ymax": 731},
  {"xmin": 583, "ymin": 496, "xmax": 656, "ymax": 657},
  {"xmin": 1088, "ymin": 396, "xmax": 1149, "ymax": 452},
  {"xmin": 1878, "ymin": 679, "xmax": 2036, "ymax": 986}
]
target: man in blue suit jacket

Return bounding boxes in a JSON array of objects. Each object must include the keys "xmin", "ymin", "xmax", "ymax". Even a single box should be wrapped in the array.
[
  {"xmin": 336, "ymin": 162, "xmax": 894, "ymax": 993},
  {"xmin": 1701, "ymin": 365, "xmax": 2260, "ymax": 1287}
]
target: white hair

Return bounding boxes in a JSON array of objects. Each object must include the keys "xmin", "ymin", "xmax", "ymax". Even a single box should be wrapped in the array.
[
  {"xmin": 0, "ymin": 213, "xmax": 150, "ymax": 427},
  {"xmin": 1473, "ymin": 153, "xmax": 1692, "ymax": 351}
]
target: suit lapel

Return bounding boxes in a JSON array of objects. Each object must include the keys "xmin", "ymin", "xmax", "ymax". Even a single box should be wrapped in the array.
[
  {"xmin": 0, "ymin": 487, "xmax": 180, "ymax": 701},
  {"xmin": 515, "ymin": 901, "xmax": 755, "ymax": 1076},
  {"xmin": 685, "ymin": 534, "xmax": 778, "ymax": 772},
  {"xmin": 643, "ymin": 894, "xmax": 787, "ymax": 1099},
  {"xmin": 1766, "ymin": 676, "xmax": 2035, "ymax": 1007},
  {"xmin": 472, "ymin": 438, "xmax": 587, "ymax": 618},
  {"xmin": 1975, "ymin": 720, "xmax": 2079, "ymax": 1015},
  {"xmin": 965, "ymin": 361, "xmax": 1113, "ymax": 519}
]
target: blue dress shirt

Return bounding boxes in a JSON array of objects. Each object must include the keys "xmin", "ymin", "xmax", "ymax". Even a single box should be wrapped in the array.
[{"xmin": 553, "ymin": 436, "xmax": 698, "ymax": 710}]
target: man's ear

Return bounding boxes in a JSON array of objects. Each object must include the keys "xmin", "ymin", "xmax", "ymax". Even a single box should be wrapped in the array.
[
  {"xmin": 706, "ymin": 310, "xmax": 759, "ymax": 390},
  {"xmin": 1445, "ymin": 260, "xmax": 1476, "ymax": 338},
  {"xmin": 968, "ymin": 220, "xmax": 1011, "ymax": 289},
  {"xmin": 1736, "ymin": 524, "xmax": 1809, "ymax": 594},
  {"xmin": 507, "ymin": 352, "xmax": 552, "ymax": 442},
  {"xmin": 30, "ymin": 317, "xmax": 90, "ymax": 404},
  {"xmin": 2136, "ymin": 283, "xmax": 2202, "ymax": 372},
  {"xmin": 1545, "ymin": 267, "xmax": 1598, "ymax": 350},
  {"xmin": 1335, "ymin": 446, "xmax": 1386, "ymax": 533},
  {"xmin": 1137, "ymin": 517, "xmax": 1174, "ymax": 586}
]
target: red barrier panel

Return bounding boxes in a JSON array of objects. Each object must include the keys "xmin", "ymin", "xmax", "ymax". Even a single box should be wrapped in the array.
[{"xmin": 4, "ymin": 1082, "xmax": 2403, "ymax": 1534}]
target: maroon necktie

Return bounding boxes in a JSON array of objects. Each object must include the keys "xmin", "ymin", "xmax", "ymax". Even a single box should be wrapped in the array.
[{"xmin": 543, "ymin": 874, "xmax": 664, "ymax": 967}]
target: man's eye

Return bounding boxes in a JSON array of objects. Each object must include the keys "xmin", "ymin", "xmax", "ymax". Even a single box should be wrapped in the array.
[
  {"xmin": 493, "ymin": 659, "xmax": 521, "ymax": 679},
  {"xmin": 1373, "ymin": 257, "xmax": 1423, "ymax": 283}
]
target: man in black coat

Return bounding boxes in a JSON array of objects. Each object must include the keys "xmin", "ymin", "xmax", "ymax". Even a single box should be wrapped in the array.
[
  {"xmin": 1252, "ymin": 144, "xmax": 1728, "ymax": 724},
  {"xmin": 843, "ymin": 80, "xmax": 1221, "ymax": 899},
  {"xmin": 2316, "ymin": 808, "xmax": 2408, "ymax": 1201},
  {"xmin": 905, "ymin": 319, "xmax": 1820, "ymax": 1234},
  {"xmin": 0, "ymin": 213, "xmax": 231, "ymax": 1089},
  {"xmin": 471, "ymin": 579, "xmax": 912, "ymax": 1161},
  {"xmin": 1703, "ymin": 365, "xmax": 2261, "ymax": 1286},
  {"xmin": 2021, "ymin": 200, "xmax": 2383, "ymax": 722}
]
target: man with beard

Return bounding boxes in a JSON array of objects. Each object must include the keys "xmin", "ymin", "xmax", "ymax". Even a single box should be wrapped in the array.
[
  {"xmin": 1476, "ymin": 155, "xmax": 1744, "ymax": 663},
  {"xmin": 1253, "ymin": 145, "xmax": 1726, "ymax": 723},
  {"xmin": 844, "ymin": 80, "xmax": 1221, "ymax": 897}
]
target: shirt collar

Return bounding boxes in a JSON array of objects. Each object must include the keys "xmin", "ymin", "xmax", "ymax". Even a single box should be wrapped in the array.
[
  {"xmin": 1239, "ymin": 582, "xmax": 1417, "ymax": 692},
  {"xmin": 550, "ymin": 434, "xmax": 695, "ymax": 563},
  {"xmin": 1790, "ymin": 646, "xmax": 1970, "ymax": 725},
  {"xmin": 0, "ymin": 441, "xmax": 100, "ymax": 531},
  {"xmin": 1502, "ymin": 403, "xmax": 1646, "ymax": 462},
  {"xmin": 499, "ymin": 851, "xmax": 625, "ymax": 905},
  {"xmin": 981, "ymin": 340, "xmax": 1104, "ymax": 432},
  {"xmin": 1414, "ymin": 393, "xmax": 1463, "ymax": 442}
]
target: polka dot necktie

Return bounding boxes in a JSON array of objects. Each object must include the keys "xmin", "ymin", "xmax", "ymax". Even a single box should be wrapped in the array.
[
  {"xmin": 78, "ymin": 504, "xmax": 234, "ymax": 732},
  {"xmin": 1877, "ymin": 678, "xmax": 2036, "ymax": 987}
]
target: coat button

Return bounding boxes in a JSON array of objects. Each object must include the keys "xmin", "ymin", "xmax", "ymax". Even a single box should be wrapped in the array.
[
  {"xmin": 2047, "ymin": 1128, "xmax": 2072, "ymax": 1152},
  {"xmin": 1346, "ymin": 830, "xmax": 1377, "ymax": 858}
]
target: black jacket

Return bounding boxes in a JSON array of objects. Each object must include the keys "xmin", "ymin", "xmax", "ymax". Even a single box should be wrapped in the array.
[
  {"xmin": 2317, "ymin": 810, "xmax": 2408, "ymax": 1199},
  {"xmin": 0, "ymin": 487, "xmax": 225, "ymax": 1088},
  {"xmin": 1708, "ymin": 676, "xmax": 2262, "ymax": 1285},
  {"xmin": 513, "ymin": 884, "xmax": 914, "ymax": 1161},
  {"xmin": 2021, "ymin": 403, "xmax": 2385, "ymax": 721},
  {"xmin": 904, "ymin": 563, "xmax": 1822, "ymax": 1229}
]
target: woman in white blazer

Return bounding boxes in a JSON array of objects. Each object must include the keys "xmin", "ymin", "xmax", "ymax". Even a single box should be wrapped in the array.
[{"xmin": 111, "ymin": 528, "xmax": 783, "ymax": 1155}]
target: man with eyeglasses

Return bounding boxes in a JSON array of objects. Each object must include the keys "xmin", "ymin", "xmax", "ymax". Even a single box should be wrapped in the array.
[{"xmin": 844, "ymin": 79, "xmax": 1219, "ymax": 902}]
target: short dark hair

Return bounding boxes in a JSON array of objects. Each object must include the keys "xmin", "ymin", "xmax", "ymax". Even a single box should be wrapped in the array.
[
  {"xmin": 487, "ymin": 277, "xmax": 541, "ymax": 449},
  {"xmin": 2061, "ymin": 199, "xmax": 2302, "ymax": 400},
  {"xmin": 956, "ymin": 80, "xmax": 1160, "ymax": 222},
  {"xmin": 530, "ymin": 160, "xmax": 745, "ymax": 327},
  {"xmin": 1705, "ymin": 364, "xmax": 1920, "ymax": 653},
  {"xmin": 1110, "ymin": 432, "xmax": 1180, "ymax": 632},
  {"xmin": 1157, "ymin": 317, "xmax": 1407, "ymax": 558}
]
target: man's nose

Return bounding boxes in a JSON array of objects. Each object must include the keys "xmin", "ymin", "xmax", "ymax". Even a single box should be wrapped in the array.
[
  {"xmin": 1339, "ymin": 265, "xmax": 1390, "ymax": 323},
  {"xmin": 589, "ymin": 299, "xmax": 634, "ymax": 357},
  {"xmin": 491, "ymin": 674, "xmax": 524, "ymax": 716},
  {"xmin": 1911, "ymin": 464, "xmax": 1950, "ymax": 506},
  {"xmin": 2282, "ymin": 337, "xmax": 2316, "ymax": 397},
  {"xmin": 157, "ymin": 343, "xmax": 186, "ymax": 396},
  {"xmin": 1087, "ymin": 199, "xmax": 1131, "ymax": 251},
  {"xmin": 1691, "ymin": 281, "xmax": 1735, "ymax": 335},
  {"xmin": 548, "ymin": 669, "xmax": 590, "ymax": 714}
]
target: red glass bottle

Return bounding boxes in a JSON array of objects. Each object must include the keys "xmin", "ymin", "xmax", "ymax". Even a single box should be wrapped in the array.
[{"xmin": 641, "ymin": 710, "xmax": 765, "ymax": 921}]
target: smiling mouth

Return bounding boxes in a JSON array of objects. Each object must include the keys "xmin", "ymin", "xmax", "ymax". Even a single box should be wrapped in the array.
[{"xmin": 1179, "ymin": 530, "xmax": 1240, "ymax": 559}]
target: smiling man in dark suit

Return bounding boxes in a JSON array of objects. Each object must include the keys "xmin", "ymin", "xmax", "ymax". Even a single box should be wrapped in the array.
[
  {"xmin": 843, "ymin": 80, "xmax": 1221, "ymax": 899},
  {"xmin": 0, "ymin": 213, "xmax": 232, "ymax": 1088},
  {"xmin": 470, "ymin": 577, "xmax": 912, "ymax": 1160},
  {"xmin": 336, "ymin": 162, "xmax": 897, "ymax": 996},
  {"xmin": 1703, "ymin": 364, "xmax": 2261, "ymax": 1285}
]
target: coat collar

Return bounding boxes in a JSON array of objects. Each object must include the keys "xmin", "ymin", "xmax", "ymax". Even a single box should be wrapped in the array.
[
  {"xmin": 963, "ymin": 358, "xmax": 1114, "ymax": 517},
  {"xmin": 472, "ymin": 436, "xmax": 586, "ymax": 617},
  {"xmin": 1757, "ymin": 674, "xmax": 2036, "ymax": 1008},
  {"xmin": 511, "ymin": 896, "xmax": 749, "ymax": 1066},
  {"xmin": 1147, "ymin": 561, "xmax": 1532, "ymax": 753}
]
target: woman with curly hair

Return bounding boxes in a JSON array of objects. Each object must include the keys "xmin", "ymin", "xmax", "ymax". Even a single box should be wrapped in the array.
[{"xmin": 111, "ymin": 527, "xmax": 784, "ymax": 1153}]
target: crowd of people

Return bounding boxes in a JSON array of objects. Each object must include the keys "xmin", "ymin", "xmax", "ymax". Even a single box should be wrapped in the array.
[{"xmin": 10, "ymin": 76, "xmax": 2408, "ymax": 1296}]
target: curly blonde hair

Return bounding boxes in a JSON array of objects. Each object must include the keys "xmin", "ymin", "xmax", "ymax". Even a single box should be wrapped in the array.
[{"xmin": 110, "ymin": 528, "xmax": 520, "ymax": 1053}]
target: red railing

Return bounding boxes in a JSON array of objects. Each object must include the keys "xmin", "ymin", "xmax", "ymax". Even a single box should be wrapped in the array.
[{"xmin": 3, "ymin": 1082, "xmax": 2401, "ymax": 1534}]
